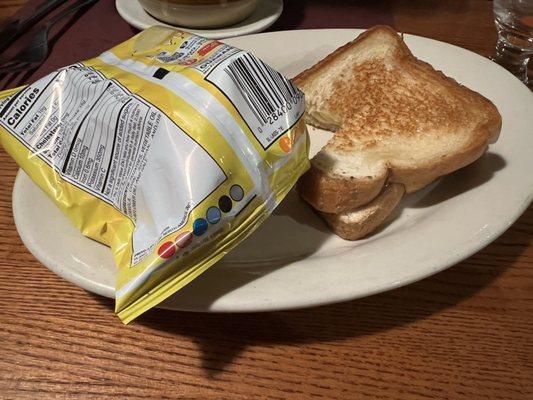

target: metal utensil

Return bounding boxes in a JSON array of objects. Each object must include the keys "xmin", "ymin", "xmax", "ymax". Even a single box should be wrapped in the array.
[
  {"xmin": 0, "ymin": 0, "xmax": 99, "ymax": 74},
  {"xmin": 0, "ymin": 0, "xmax": 68, "ymax": 54}
]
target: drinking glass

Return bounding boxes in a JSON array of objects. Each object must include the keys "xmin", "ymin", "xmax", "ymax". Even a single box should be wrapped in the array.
[{"xmin": 493, "ymin": 0, "xmax": 533, "ymax": 87}]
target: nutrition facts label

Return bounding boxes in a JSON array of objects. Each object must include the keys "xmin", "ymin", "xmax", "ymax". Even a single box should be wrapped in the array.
[
  {"xmin": 0, "ymin": 65, "xmax": 160, "ymax": 219},
  {"xmin": 0, "ymin": 64, "xmax": 226, "ymax": 264}
]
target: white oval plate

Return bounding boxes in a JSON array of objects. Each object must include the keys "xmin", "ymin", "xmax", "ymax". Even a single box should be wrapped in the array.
[
  {"xmin": 13, "ymin": 29, "xmax": 533, "ymax": 312},
  {"xmin": 115, "ymin": 0, "xmax": 283, "ymax": 39}
]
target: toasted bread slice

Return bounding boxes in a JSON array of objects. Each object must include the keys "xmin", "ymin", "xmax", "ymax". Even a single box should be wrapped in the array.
[
  {"xmin": 319, "ymin": 183, "xmax": 405, "ymax": 240},
  {"xmin": 294, "ymin": 26, "xmax": 501, "ymax": 214}
]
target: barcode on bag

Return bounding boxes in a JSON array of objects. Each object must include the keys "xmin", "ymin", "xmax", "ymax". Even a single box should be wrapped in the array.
[
  {"xmin": 206, "ymin": 51, "xmax": 305, "ymax": 149},
  {"xmin": 223, "ymin": 53, "xmax": 300, "ymax": 126}
]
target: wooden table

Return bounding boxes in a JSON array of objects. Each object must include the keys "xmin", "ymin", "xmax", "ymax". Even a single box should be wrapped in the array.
[{"xmin": 1, "ymin": 1, "xmax": 532, "ymax": 399}]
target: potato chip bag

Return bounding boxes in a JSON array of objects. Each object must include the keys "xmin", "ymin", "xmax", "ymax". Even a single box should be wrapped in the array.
[{"xmin": 0, "ymin": 27, "xmax": 309, "ymax": 323}]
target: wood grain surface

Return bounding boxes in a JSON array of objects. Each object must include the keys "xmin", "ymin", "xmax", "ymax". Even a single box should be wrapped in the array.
[
  {"xmin": 1, "ymin": 1, "xmax": 532, "ymax": 399},
  {"xmin": 0, "ymin": 0, "xmax": 27, "ymax": 21}
]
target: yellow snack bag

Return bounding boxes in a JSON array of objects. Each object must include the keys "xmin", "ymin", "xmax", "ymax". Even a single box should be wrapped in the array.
[{"xmin": 0, "ymin": 27, "xmax": 309, "ymax": 323}]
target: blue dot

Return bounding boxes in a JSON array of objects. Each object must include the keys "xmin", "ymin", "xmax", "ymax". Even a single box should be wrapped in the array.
[
  {"xmin": 206, "ymin": 206, "xmax": 221, "ymax": 224},
  {"xmin": 193, "ymin": 218, "xmax": 208, "ymax": 236}
]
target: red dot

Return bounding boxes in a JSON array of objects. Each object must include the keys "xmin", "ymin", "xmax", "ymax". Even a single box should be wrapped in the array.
[
  {"xmin": 176, "ymin": 231, "xmax": 193, "ymax": 248},
  {"xmin": 158, "ymin": 242, "xmax": 176, "ymax": 259}
]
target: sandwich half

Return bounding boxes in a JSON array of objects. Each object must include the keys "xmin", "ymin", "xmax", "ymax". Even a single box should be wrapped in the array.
[{"xmin": 294, "ymin": 26, "xmax": 501, "ymax": 239}]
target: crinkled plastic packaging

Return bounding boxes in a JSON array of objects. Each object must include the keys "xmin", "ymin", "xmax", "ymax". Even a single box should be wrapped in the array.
[{"xmin": 0, "ymin": 27, "xmax": 309, "ymax": 323}]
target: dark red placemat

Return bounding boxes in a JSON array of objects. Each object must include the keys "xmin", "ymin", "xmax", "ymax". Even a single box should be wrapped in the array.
[
  {"xmin": 270, "ymin": 0, "xmax": 393, "ymax": 31},
  {"xmin": 1, "ymin": 0, "xmax": 393, "ymax": 89}
]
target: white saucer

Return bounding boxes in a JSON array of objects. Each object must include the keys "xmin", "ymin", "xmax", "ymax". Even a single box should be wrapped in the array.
[{"xmin": 115, "ymin": 0, "xmax": 283, "ymax": 39}]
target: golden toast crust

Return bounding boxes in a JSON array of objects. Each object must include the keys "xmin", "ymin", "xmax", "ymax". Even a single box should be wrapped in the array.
[
  {"xmin": 320, "ymin": 183, "xmax": 405, "ymax": 240},
  {"xmin": 297, "ymin": 164, "xmax": 386, "ymax": 213}
]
